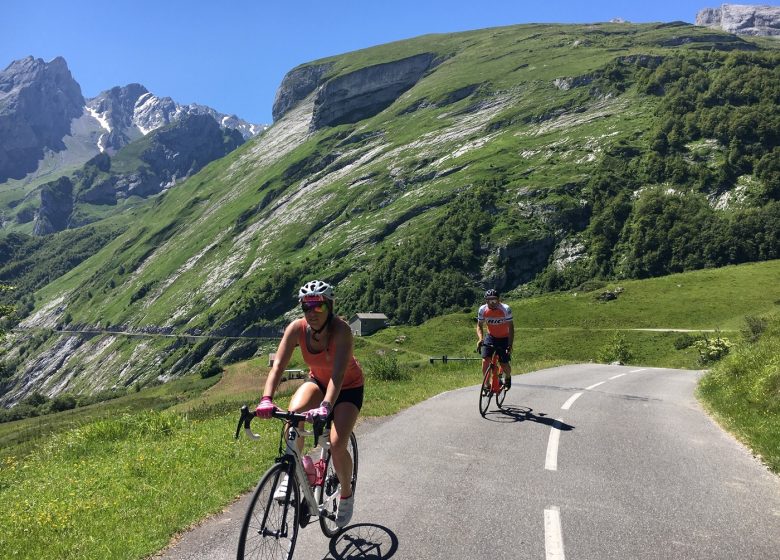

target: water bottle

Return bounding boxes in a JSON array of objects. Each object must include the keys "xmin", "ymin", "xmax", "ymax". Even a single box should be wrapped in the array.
[{"xmin": 302, "ymin": 455, "xmax": 316, "ymax": 485}]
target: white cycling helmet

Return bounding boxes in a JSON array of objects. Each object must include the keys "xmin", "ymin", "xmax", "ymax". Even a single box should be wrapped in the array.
[{"xmin": 298, "ymin": 279, "xmax": 334, "ymax": 301}]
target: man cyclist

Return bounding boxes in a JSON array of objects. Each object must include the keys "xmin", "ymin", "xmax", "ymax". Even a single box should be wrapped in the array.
[
  {"xmin": 476, "ymin": 289, "xmax": 514, "ymax": 389},
  {"xmin": 256, "ymin": 279, "xmax": 363, "ymax": 528}
]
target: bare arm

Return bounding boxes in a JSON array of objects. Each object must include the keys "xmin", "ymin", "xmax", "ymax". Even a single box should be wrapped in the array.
[
  {"xmin": 476, "ymin": 320, "xmax": 485, "ymax": 342},
  {"xmin": 262, "ymin": 321, "xmax": 299, "ymax": 399},
  {"xmin": 322, "ymin": 320, "xmax": 353, "ymax": 405},
  {"xmin": 508, "ymin": 321, "xmax": 515, "ymax": 350}
]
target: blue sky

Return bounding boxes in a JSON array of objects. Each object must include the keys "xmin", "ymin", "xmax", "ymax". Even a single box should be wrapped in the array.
[{"xmin": 2, "ymin": 0, "xmax": 737, "ymax": 124}]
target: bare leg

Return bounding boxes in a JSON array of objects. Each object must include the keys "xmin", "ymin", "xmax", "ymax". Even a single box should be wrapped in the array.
[
  {"xmin": 287, "ymin": 381, "xmax": 323, "ymax": 453},
  {"xmin": 329, "ymin": 402, "xmax": 359, "ymax": 497}
]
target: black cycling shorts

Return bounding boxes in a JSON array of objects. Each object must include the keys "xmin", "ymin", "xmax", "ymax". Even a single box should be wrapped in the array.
[
  {"xmin": 481, "ymin": 336, "xmax": 511, "ymax": 363},
  {"xmin": 307, "ymin": 378, "xmax": 364, "ymax": 411}
]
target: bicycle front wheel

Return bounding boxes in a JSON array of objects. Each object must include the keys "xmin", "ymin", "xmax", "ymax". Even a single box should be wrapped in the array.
[
  {"xmin": 496, "ymin": 374, "xmax": 508, "ymax": 408},
  {"xmin": 237, "ymin": 463, "xmax": 300, "ymax": 560},
  {"xmin": 319, "ymin": 431, "xmax": 358, "ymax": 537},
  {"xmin": 479, "ymin": 364, "xmax": 493, "ymax": 417}
]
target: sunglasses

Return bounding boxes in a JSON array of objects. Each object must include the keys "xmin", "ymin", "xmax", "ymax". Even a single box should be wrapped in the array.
[
  {"xmin": 301, "ymin": 302, "xmax": 328, "ymax": 313},
  {"xmin": 486, "ymin": 298, "xmax": 499, "ymax": 304}
]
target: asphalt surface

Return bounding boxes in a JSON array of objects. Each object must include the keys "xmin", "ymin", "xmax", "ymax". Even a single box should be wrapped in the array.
[{"xmin": 154, "ymin": 364, "xmax": 780, "ymax": 559}]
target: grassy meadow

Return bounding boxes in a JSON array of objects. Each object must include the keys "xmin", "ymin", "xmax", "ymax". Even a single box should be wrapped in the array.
[{"xmin": 0, "ymin": 260, "xmax": 778, "ymax": 558}]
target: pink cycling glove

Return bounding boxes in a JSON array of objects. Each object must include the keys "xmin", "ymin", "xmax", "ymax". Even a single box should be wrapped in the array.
[
  {"xmin": 255, "ymin": 396, "xmax": 278, "ymax": 419},
  {"xmin": 304, "ymin": 401, "xmax": 332, "ymax": 423}
]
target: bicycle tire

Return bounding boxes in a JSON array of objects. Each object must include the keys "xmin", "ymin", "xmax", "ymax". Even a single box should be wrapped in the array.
[
  {"xmin": 496, "ymin": 374, "xmax": 508, "ymax": 408},
  {"xmin": 237, "ymin": 462, "xmax": 300, "ymax": 560},
  {"xmin": 319, "ymin": 431, "xmax": 358, "ymax": 537},
  {"xmin": 479, "ymin": 363, "xmax": 493, "ymax": 417}
]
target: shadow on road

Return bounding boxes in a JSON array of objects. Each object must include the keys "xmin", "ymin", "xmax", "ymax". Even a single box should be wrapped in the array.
[
  {"xmin": 485, "ymin": 405, "xmax": 575, "ymax": 431},
  {"xmin": 322, "ymin": 523, "xmax": 399, "ymax": 559}
]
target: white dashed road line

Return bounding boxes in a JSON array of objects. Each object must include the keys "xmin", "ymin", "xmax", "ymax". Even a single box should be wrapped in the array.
[
  {"xmin": 545, "ymin": 418, "xmax": 563, "ymax": 471},
  {"xmin": 546, "ymin": 368, "xmax": 644, "ymax": 557},
  {"xmin": 544, "ymin": 506, "xmax": 566, "ymax": 560},
  {"xmin": 561, "ymin": 392, "xmax": 583, "ymax": 410},
  {"xmin": 585, "ymin": 380, "xmax": 606, "ymax": 390}
]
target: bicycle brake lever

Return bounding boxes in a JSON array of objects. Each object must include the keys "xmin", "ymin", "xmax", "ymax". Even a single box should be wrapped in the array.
[
  {"xmin": 235, "ymin": 405, "xmax": 250, "ymax": 439},
  {"xmin": 312, "ymin": 418, "xmax": 325, "ymax": 444}
]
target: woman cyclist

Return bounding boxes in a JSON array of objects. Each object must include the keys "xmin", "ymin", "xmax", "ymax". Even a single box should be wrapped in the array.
[{"xmin": 256, "ymin": 279, "xmax": 364, "ymax": 527}]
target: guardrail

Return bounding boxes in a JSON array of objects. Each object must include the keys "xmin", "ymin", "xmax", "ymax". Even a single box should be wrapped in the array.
[{"xmin": 428, "ymin": 356, "xmax": 482, "ymax": 364}]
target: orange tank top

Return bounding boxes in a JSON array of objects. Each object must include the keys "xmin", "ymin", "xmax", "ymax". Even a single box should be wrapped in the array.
[{"xmin": 297, "ymin": 319, "xmax": 364, "ymax": 390}]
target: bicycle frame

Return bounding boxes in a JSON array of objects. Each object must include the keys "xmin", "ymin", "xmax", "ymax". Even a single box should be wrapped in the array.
[
  {"xmin": 237, "ymin": 407, "xmax": 336, "ymax": 522},
  {"xmin": 279, "ymin": 421, "xmax": 336, "ymax": 521},
  {"xmin": 481, "ymin": 345, "xmax": 505, "ymax": 393}
]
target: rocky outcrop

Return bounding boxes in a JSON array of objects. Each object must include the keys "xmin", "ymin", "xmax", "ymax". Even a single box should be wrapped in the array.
[
  {"xmin": 33, "ymin": 177, "xmax": 74, "ymax": 235},
  {"xmin": 0, "ymin": 56, "xmax": 84, "ymax": 181},
  {"xmin": 696, "ymin": 4, "xmax": 780, "ymax": 36},
  {"xmin": 137, "ymin": 113, "xmax": 245, "ymax": 188},
  {"xmin": 311, "ymin": 53, "xmax": 439, "ymax": 129},
  {"xmin": 272, "ymin": 62, "xmax": 332, "ymax": 122}
]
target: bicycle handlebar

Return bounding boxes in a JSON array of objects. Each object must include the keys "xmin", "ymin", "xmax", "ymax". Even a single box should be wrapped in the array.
[{"xmin": 234, "ymin": 405, "xmax": 325, "ymax": 442}]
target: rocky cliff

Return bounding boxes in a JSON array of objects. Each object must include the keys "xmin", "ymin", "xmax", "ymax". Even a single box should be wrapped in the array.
[
  {"xmin": 272, "ymin": 53, "xmax": 440, "ymax": 129},
  {"xmin": 0, "ymin": 56, "xmax": 84, "ymax": 182},
  {"xmin": 312, "ymin": 53, "xmax": 439, "ymax": 129},
  {"xmin": 32, "ymin": 176, "xmax": 74, "ymax": 234},
  {"xmin": 696, "ymin": 4, "xmax": 780, "ymax": 36},
  {"xmin": 272, "ymin": 63, "xmax": 332, "ymax": 122}
]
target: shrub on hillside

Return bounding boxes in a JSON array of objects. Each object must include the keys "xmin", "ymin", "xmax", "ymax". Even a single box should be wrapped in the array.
[
  {"xmin": 198, "ymin": 356, "xmax": 223, "ymax": 379},
  {"xmin": 693, "ymin": 334, "xmax": 732, "ymax": 365},
  {"xmin": 742, "ymin": 315, "xmax": 768, "ymax": 343},
  {"xmin": 674, "ymin": 333, "xmax": 701, "ymax": 350},
  {"xmin": 597, "ymin": 332, "xmax": 633, "ymax": 364},
  {"xmin": 48, "ymin": 393, "xmax": 77, "ymax": 413},
  {"xmin": 364, "ymin": 351, "xmax": 410, "ymax": 381}
]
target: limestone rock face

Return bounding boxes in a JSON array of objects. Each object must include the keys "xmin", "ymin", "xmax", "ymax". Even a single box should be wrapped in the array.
[
  {"xmin": 272, "ymin": 62, "xmax": 332, "ymax": 122},
  {"xmin": 271, "ymin": 53, "xmax": 440, "ymax": 129},
  {"xmin": 696, "ymin": 4, "xmax": 780, "ymax": 36},
  {"xmin": 312, "ymin": 53, "xmax": 438, "ymax": 129}
]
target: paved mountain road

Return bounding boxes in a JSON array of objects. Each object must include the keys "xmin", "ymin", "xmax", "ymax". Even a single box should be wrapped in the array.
[{"xmin": 155, "ymin": 364, "xmax": 780, "ymax": 559}]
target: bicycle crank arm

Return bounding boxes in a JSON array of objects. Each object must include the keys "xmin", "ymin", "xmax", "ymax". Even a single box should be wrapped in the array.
[
  {"xmin": 261, "ymin": 526, "xmax": 290, "ymax": 538},
  {"xmin": 318, "ymin": 507, "xmax": 337, "ymax": 521}
]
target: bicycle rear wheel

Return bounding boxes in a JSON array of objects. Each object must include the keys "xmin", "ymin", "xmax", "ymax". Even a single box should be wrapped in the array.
[
  {"xmin": 319, "ymin": 431, "xmax": 358, "ymax": 537},
  {"xmin": 479, "ymin": 364, "xmax": 494, "ymax": 417},
  {"xmin": 237, "ymin": 463, "xmax": 300, "ymax": 560}
]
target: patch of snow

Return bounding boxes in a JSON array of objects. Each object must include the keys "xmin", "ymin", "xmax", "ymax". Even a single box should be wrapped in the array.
[{"xmin": 85, "ymin": 106, "xmax": 111, "ymax": 133}]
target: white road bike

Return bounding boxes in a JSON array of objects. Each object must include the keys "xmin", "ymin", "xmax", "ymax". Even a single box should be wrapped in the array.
[{"xmin": 234, "ymin": 405, "xmax": 358, "ymax": 560}]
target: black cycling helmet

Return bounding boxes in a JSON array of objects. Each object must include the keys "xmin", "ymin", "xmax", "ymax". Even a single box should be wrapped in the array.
[{"xmin": 484, "ymin": 289, "xmax": 499, "ymax": 299}]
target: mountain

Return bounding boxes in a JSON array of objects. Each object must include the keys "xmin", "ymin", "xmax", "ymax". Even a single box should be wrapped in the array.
[
  {"xmin": 0, "ymin": 56, "xmax": 84, "ymax": 183},
  {"xmin": 85, "ymin": 83, "xmax": 264, "ymax": 153},
  {"xmin": 696, "ymin": 4, "xmax": 780, "ymax": 36},
  {"xmin": 0, "ymin": 56, "xmax": 266, "ymax": 222},
  {"xmin": 1, "ymin": 21, "xmax": 778, "ymax": 406},
  {"xmin": 31, "ymin": 113, "xmax": 245, "ymax": 234}
]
